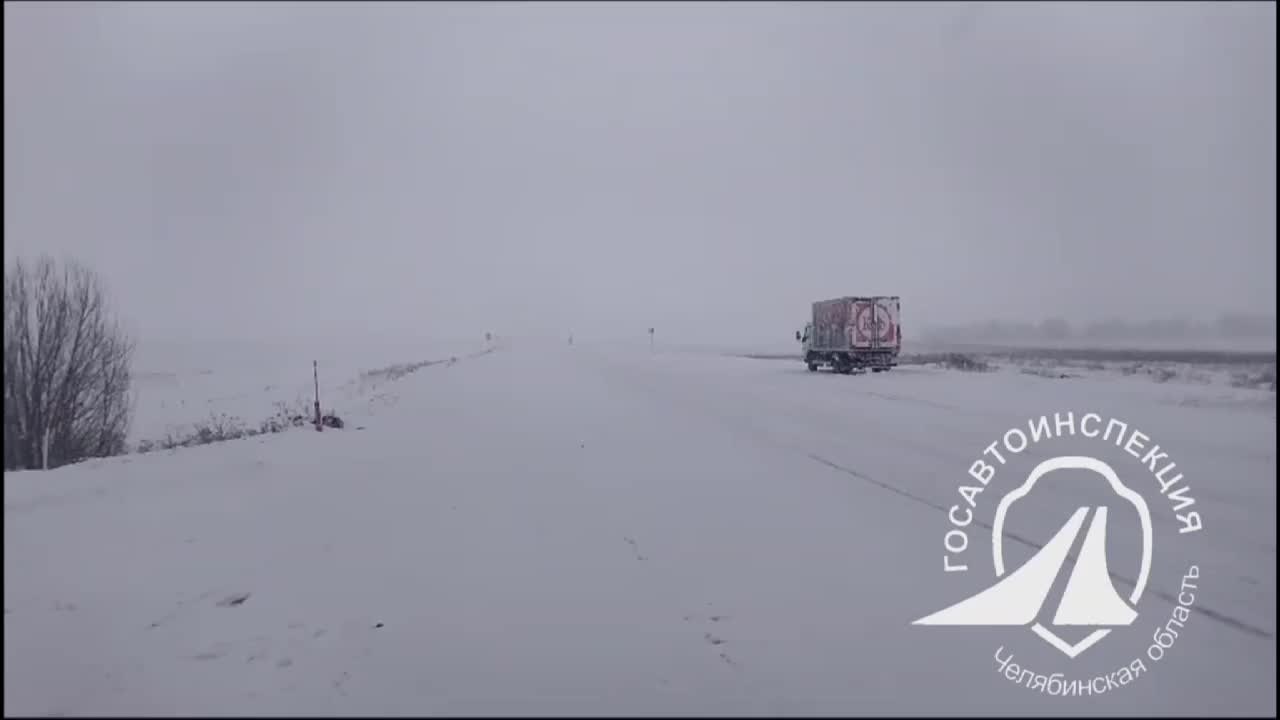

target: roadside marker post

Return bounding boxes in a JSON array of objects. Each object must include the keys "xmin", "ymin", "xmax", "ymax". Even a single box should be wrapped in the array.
[{"xmin": 313, "ymin": 361, "xmax": 322, "ymax": 432}]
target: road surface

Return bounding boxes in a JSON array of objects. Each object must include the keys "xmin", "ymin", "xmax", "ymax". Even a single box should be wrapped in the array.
[{"xmin": 5, "ymin": 342, "xmax": 1275, "ymax": 716}]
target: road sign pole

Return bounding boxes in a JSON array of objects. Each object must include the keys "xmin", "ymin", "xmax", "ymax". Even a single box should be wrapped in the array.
[{"xmin": 313, "ymin": 361, "xmax": 322, "ymax": 432}]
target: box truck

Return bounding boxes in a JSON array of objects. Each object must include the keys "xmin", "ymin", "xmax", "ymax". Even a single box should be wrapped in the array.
[{"xmin": 795, "ymin": 296, "xmax": 901, "ymax": 373}]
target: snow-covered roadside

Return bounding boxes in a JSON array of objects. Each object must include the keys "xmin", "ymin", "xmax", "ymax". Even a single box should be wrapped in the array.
[{"xmin": 128, "ymin": 338, "xmax": 493, "ymax": 449}]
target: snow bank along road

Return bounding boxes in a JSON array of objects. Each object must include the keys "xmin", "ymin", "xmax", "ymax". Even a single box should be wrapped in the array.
[{"xmin": 4, "ymin": 342, "xmax": 1275, "ymax": 716}]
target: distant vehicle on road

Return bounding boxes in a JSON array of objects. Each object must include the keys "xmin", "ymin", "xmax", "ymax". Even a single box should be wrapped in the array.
[{"xmin": 796, "ymin": 296, "xmax": 901, "ymax": 374}]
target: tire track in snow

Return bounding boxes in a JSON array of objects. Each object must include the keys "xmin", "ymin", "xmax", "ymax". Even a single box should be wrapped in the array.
[
  {"xmin": 598, "ymin": 351, "xmax": 1274, "ymax": 642},
  {"xmin": 582, "ymin": 350, "xmax": 1275, "ymax": 644}
]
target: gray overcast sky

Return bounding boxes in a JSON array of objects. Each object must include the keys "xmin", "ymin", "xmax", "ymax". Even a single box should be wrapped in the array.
[{"xmin": 4, "ymin": 1, "xmax": 1275, "ymax": 344}]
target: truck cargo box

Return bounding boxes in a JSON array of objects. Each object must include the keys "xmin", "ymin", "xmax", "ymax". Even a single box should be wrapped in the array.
[{"xmin": 811, "ymin": 296, "xmax": 901, "ymax": 352}]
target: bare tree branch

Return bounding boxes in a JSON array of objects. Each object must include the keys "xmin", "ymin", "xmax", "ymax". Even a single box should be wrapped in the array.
[{"xmin": 4, "ymin": 256, "xmax": 134, "ymax": 470}]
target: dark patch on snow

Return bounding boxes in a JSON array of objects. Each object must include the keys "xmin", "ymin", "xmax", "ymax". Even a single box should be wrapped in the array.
[
  {"xmin": 191, "ymin": 643, "xmax": 231, "ymax": 661},
  {"xmin": 623, "ymin": 536, "xmax": 648, "ymax": 561},
  {"xmin": 684, "ymin": 613, "xmax": 730, "ymax": 624},
  {"xmin": 333, "ymin": 670, "xmax": 351, "ymax": 695},
  {"xmin": 216, "ymin": 593, "xmax": 251, "ymax": 608},
  {"xmin": 1021, "ymin": 367, "xmax": 1079, "ymax": 380}
]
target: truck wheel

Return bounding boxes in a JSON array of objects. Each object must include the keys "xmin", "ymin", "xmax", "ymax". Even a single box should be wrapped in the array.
[{"xmin": 807, "ymin": 362, "xmax": 819, "ymax": 372}]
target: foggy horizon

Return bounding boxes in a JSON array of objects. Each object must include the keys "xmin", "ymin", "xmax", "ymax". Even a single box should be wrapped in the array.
[{"xmin": 5, "ymin": 1, "xmax": 1276, "ymax": 347}]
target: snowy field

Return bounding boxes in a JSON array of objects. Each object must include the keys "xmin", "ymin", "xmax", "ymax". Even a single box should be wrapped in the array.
[
  {"xmin": 4, "ymin": 339, "xmax": 1275, "ymax": 716},
  {"xmin": 127, "ymin": 337, "xmax": 494, "ymax": 447}
]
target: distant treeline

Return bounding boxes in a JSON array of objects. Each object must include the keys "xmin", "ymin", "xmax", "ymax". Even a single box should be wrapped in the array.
[{"xmin": 922, "ymin": 313, "xmax": 1277, "ymax": 344}]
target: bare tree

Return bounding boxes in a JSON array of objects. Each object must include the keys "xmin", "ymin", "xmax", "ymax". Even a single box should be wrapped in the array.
[{"xmin": 3, "ymin": 257, "xmax": 135, "ymax": 471}]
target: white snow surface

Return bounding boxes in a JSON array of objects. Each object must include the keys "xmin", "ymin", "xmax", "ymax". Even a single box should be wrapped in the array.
[
  {"xmin": 127, "ymin": 338, "xmax": 491, "ymax": 445},
  {"xmin": 5, "ymin": 340, "xmax": 1276, "ymax": 716}
]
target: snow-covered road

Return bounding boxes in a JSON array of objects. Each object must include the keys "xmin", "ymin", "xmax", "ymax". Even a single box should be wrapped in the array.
[{"xmin": 5, "ymin": 342, "xmax": 1275, "ymax": 716}]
